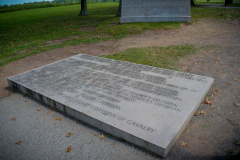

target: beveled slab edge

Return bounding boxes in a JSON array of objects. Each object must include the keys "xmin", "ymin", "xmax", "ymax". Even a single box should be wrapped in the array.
[{"xmin": 7, "ymin": 79, "xmax": 167, "ymax": 158}]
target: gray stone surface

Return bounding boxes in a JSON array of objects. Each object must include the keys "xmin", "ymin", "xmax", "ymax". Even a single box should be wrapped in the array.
[
  {"xmin": 7, "ymin": 54, "xmax": 213, "ymax": 158},
  {"xmin": 121, "ymin": 0, "xmax": 191, "ymax": 23}
]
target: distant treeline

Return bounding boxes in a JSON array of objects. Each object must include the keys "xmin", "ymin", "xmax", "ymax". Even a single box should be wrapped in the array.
[{"xmin": 0, "ymin": 0, "xmax": 119, "ymax": 13}]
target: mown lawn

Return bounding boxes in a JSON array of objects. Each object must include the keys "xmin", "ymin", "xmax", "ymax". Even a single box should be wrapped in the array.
[
  {"xmin": 102, "ymin": 44, "xmax": 197, "ymax": 71},
  {"xmin": 0, "ymin": 2, "xmax": 239, "ymax": 66},
  {"xmin": 195, "ymin": 0, "xmax": 225, "ymax": 4}
]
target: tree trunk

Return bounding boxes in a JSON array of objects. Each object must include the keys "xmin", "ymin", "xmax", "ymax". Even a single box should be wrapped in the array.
[
  {"xmin": 79, "ymin": 0, "xmax": 89, "ymax": 16},
  {"xmin": 191, "ymin": 0, "xmax": 195, "ymax": 5},
  {"xmin": 225, "ymin": 0, "xmax": 233, "ymax": 6},
  {"xmin": 115, "ymin": 0, "xmax": 122, "ymax": 17}
]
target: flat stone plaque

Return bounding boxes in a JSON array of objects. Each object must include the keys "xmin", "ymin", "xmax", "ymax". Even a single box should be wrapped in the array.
[
  {"xmin": 7, "ymin": 54, "xmax": 213, "ymax": 158},
  {"xmin": 121, "ymin": 0, "xmax": 191, "ymax": 23}
]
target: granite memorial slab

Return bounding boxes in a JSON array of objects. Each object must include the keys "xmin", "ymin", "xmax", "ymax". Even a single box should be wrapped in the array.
[
  {"xmin": 121, "ymin": 0, "xmax": 191, "ymax": 23},
  {"xmin": 7, "ymin": 54, "xmax": 213, "ymax": 158}
]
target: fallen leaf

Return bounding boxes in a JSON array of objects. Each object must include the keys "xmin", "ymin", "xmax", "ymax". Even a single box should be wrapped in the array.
[
  {"xmin": 200, "ymin": 110, "xmax": 207, "ymax": 116},
  {"xmin": 229, "ymin": 112, "xmax": 233, "ymax": 114},
  {"xmin": 234, "ymin": 78, "xmax": 239, "ymax": 81},
  {"xmin": 120, "ymin": 80, "xmax": 122, "ymax": 82},
  {"xmin": 77, "ymin": 67, "xmax": 79, "ymax": 69},
  {"xmin": 205, "ymin": 98, "xmax": 212, "ymax": 105},
  {"xmin": 114, "ymin": 65, "xmax": 117, "ymax": 67},
  {"xmin": 93, "ymin": 67, "xmax": 96, "ymax": 69},
  {"xmin": 11, "ymin": 118, "xmax": 16, "ymax": 121},
  {"xmin": 226, "ymin": 82, "xmax": 230, "ymax": 85},
  {"xmin": 79, "ymin": 60, "xmax": 81, "ymax": 62},
  {"xmin": 187, "ymin": 69, "xmax": 190, "ymax": 72},
  {"xmin": 237, "ymin": 122, "xmax": 240, "ymax": 125},
  {"xmin": 16, "ymin": 140, "xmax": 22, "ymax": 145},
  {"xmin": 25, "ymin": 100, "xmax": 28, "ymax": 102},
  {"xmin": 0, "ymin": 67, "xmax": 1, "ymax": 71},
  {"xmin": 37, "ymin": 108, "xmax": 41, "ymax": 111},
  {"xmin": 100, "ymin": 134, "xmax": 104, "ymax": 139},
  {"xmin": 113, "ymin": 143, "xmax": 115, "ymax": 145},
  {"xmin": 98, "ymin": 83, "xmax": 101, "ymax": 85},
  {"xmin": 66, "ymin": 132, "xmax": 72, "ymax": 137},
  {"xmin": 212, "ymin": 114, "xmax": 217, "ymax": 117},
  {"xmin": 210, "ymin": 105, "xmax": 215, "ymax": 108},
  {"xmin": 89, "ymin": 78, "xmax": 91, "ymax": 80},
  {"xmin": 47, "ymin": 110, "xmax": 51, "ymax": 114},
  {"xmin": 94, "ymin": 74, "xmax": 97, "ymax": 75},
  {"xmin": 92, "ymin": 79, "xmax": 95, "ymax": 82},
  {"xmin": 234, "ymin": 102, "xmax": 239, "ymax": 107},
  {"xmin": 180, "ymin": 141, "xmax": 187, "ymax": 147},
  {"xmin": 195, "ymin": 112, "xmax": 200, "ymax": 116},
  {"xmin": 84, "ymin": 76, "xmax": 87, "ymax": 78},
  {"xmin": 66, "ymin": 146, "xmax": 73, "ymax": 152},
  {"xmin": 215, "ymin": 88, "xmax": 220, "ymax": 94},
  {"xmin": 55, "ymin": 117, "xmax": 62, "ymax": 121}
]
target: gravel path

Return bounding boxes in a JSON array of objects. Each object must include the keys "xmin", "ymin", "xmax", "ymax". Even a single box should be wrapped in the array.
[{"xmin": 0, "ymin": 94, "xmax": 160, "ymax": 160}]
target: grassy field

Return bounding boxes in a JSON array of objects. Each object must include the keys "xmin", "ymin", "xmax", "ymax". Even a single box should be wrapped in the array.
[
  {"xmin": 195, "ymin": 0, "xmax": 225, "ymax": 4},
  {"xmin": 0, "ymin": 2, "xmax": 81, "ymax": 13},
  {"xmin": 102, "ymin": 44, "xmax": 197, "ymax": 70},
  {"xmin": 195, "ymin": 0, "xmax": 240, "ymax": 5},
  {"xmin": 0, "ymin": 2, "xmax": 240, "ymax": 67}
]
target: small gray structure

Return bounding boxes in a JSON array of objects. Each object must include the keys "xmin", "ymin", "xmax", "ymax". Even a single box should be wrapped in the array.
[
  {"xmin": 121, "ymin": 0, "xmax": 191, "ymax": 23},
  {"xmin": 8, "ymin": 54, "xmax": 213, "ymax": 158}
]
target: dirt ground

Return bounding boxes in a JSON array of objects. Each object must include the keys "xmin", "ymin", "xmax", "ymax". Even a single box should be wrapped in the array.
[{"xmin": 0, "ymin": 18, "xmax": 239, "ymax": 159}]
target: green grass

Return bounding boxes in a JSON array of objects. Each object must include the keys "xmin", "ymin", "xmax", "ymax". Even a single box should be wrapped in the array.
[
  {"xmin": 195, "ymin": 0, "xmax": 225, "ymax": 4},
  {"xmin": 102, "ymin": 44, "xmax": 197, "ymax": 70},
  {"xmin": 0, "ymin": 2, "xmax": 82, "ymax": 13},
  {"xmin": 195, "ymin": 0, "xmax": 240, "ymax": 5},
  {"xmin": 196, "ymin": 0, "xmax": 225, "ymax": 2},
  {"xmin": 191, "ymin": 6, "xmax": 240, "ymax": 20},
  {"xmin": 0, "ymin": 2, "xmax": 239, "ymax": 67},
  {"xmin": 0, "ymin": 3, "xmax": 180, "ymax": 66}
]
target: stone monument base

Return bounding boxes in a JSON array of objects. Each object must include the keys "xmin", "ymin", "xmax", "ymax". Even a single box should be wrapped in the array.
[
  {"xmin": 121, "ymin": 0, "xmax": 191, "ymax": 24},
  {"xmin": 7, "ymin": 54, "xmax": 213, "ymax": 158}
]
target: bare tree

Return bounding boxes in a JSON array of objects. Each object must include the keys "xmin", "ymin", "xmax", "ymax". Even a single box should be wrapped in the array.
[{"xmin": 225, "ymin": 0, "xmax": 233, "ymax": 6}]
